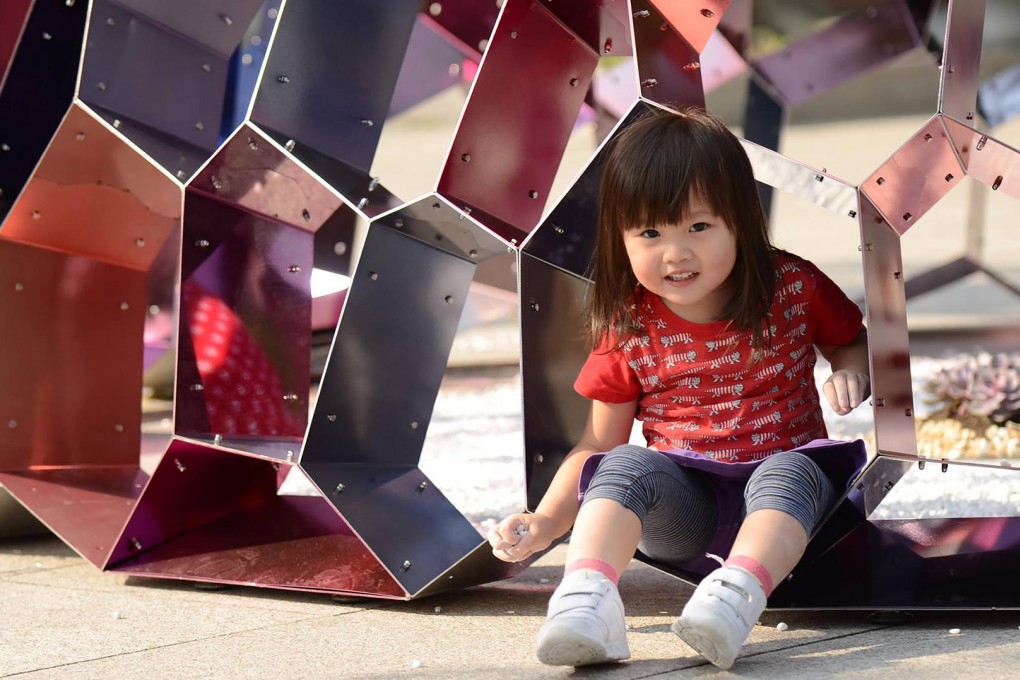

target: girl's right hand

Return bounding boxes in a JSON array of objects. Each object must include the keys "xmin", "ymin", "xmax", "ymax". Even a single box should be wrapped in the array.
[{"xmin": 486, "ymin": 512, "xmax": 555, "ymax": 563}]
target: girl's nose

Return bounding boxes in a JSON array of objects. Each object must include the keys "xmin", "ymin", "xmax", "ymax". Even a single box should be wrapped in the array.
[{"xmin": 664, "ymin": 237, "xmax": 691, "ymax": 263}]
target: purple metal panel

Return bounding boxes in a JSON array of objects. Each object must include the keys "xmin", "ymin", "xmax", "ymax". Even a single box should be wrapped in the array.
[
  {"xmin": 438, "ymin": 0, "xmax": 598, "ymax": 237},
  {"xmin": 754, "ymin": 2, "xmax": 923, "ymax": 106},
  {"xmin": 420, "ymin": 0, "xmax": 499, "ymax": 54},
  {"xmin": 191, "ymin": 124, "xmax": 343, "ymax": 232},
  {"xmin": 0, "ymin": 239, "xmax": 146, "ymax": 469},
  {"xmin": 978, "ymin": 60, "xmax": 1020, "ymax": 127},
  {"xmin": 938, "ymin": 0, "xmax": 985, "ymax": 122},
  {"xmin": 701, "ymin": 30, "xmax": 748, "ymax": 93},
  {"xmin": 0, "ymin": 0, "xmax": 32, "ymax": 91},
  {"xmin": 861, "ymin": 116, "xmax": 965, "ymax": 235},
  {"xmin": 387, "ymin": 15, "xmax": 474, "ymax": 118},
  {"xmin": 943, "ymin": 117, "xmax": 1020, "ymax": 201},
  {"xmin": 1, "ymin": 104, "xmax": 180, "ymax": 271},
  {"xmin": 106, "ymin": 0, "xmax": 263, "ymax": 56},
  {"xmin": 175, "ymin": 193, "xmax": 313, "ymax": 442},
  {"xmin": 647, "ymin": 0, "xmax": 729, "ymax": 54},
  {"xmin": 631, "ymin": 0, "xmax": 706, "ymax": 111},
  {"xmin": 0, "ymin": 467, "xmax": 147, "ymax": 567},
  {"xmin": 857, "ymin": 196, "xmax": 917, "ymax": 459}
]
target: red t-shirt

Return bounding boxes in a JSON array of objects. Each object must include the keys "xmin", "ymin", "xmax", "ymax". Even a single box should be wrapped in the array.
[{"xmin": 574, "ymin": 254, "xmax": 863, "ymax": 462}]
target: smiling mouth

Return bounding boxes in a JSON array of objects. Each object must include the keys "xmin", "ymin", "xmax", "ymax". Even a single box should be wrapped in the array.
[{"xmin": 666, "ymin": 272, "xmax": 697, "ymax": 282}]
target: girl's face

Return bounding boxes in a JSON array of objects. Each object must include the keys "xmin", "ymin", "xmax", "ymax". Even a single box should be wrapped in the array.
[{"xmin": 622, "ymin": 193, "xmax": 737, "ymax": 324}]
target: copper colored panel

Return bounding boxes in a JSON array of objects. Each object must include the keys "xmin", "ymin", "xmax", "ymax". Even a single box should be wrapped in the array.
[
  {"xmin": 0, "ymin": 467, "xmax": 147, "ymax": 567},
  {"xmin": 858, "ymin": 196, "xmax": 917, "ymax": 458},
  {"xmin": 938, "ymin": 0, "xmax": 985, "ymax": 121},
  {"xmin": 647, "ymin": 0, "xmax": 729, "ymax": 54},
  {"xmin": 439, "ymin": 0, "xmax": 598, "ymax": 236},
  {"xmin": 943, "ymin": 117, "xmax": 1020, "ymax": 201},
  {"xmin": 538, "ymin": 0, "xmax": 632, "ymax": 57},
  {"xmin": 112, "ymin": 493, "xmax": 405, "ymax": 598},
  {"xmin": 0, "ymin": 0, "xmax": 32, "ymax": 89},
  {"xmin": 754, "ymin": 2, "xmax": 922, "ymax": 106},
  {"xmin": 861, "ymin": 116, "xmax": 965, "ymax": 235},
  {"xmin": 0, "ymin": 239, "xmax": 145, "ymax": 468},
  {"xmin": 632, "ymin": 0, "xmax": 706, "ymax": 111},
  {"xmin": 190, "ymin": 124, "xmax": 342, "ymax": 232},
  {"xmin": 175, "ymin": 193, "xmax": 313, "ymax": 442},
  {"xmin": 2, "ymin": 104, "xmax": 180, "ymax": 271}
]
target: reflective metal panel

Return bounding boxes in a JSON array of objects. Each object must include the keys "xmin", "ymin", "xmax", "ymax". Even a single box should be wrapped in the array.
[
  {"xmin": 176, "ymin": 193, "xmax": 313, "ymax": 441},
  {"xmin": 0, "ymin": 467, "xmax": 147, "ymax": 567},
  {"xmin": 631, "ymin": 0, "xmax": 706, "ymax": 112},
  {"xmin": 0, "ymin": 239, "xmax": 145, "ymax": 469},
  {"xmin": 943, "ymin": 116, "xmax": 1020, "ymax": 201},
  {"xmin": 2, "ymin": 104, "xmax": 180, "ymax": 271},
  {"xmin": 861, "ymin": 116, "xmax": 965, "ymax": 235},
  {"xmin": 251, "ymin": 0, "xmax": 419, "ymax": 176},
  {"xmin": 858, "ymin": 196, "xmax": 917, "ymax": 458},
  {"xmin": 741, "ymin": 138, "xmax": 858, "ymax": 217},
  {"xmin": 438, "ymin": 0, "xmax": 599, "ymax": 236},
  {"xmin": 108, "ymin": 0, "xmax": 263, "ymax": 57},
  {"xmin": 388, "ymin": 15, "xmax": 475, "ymax": 118},
  {"xmin": 937, "ymin": 0, "xmax": 985, "ymax": 122},
  {"xmin": 647, "ymin": 0, "xmax": 728, "ymax": 55},
  {"xmin": 301, "ymin": 462, "xmax": 484, "ymax": 596},
  {"xmin": 519, "ymin": 253, "xmax": 591, "ymax": 510},
  {"xmin": 538, "ymin": 0, "xmax": 632, "ymax": 58},
  {"xmin": 191, "ymin": 123, "xmax": 342, "ymax": 232},
  {"xmin": 0, "ymin": 0, "xmax": 88, "ymax": 220},
  {"xmin": 754, "ymin": 2, "xmax": 922, "ymax": 106},
  {"xmin": 0, "ymin": 0, "xmax": 32, "ymax": 89},
  {"xmin": 304, "ymin": 225, "xmax": 472, "ymax": 466}
]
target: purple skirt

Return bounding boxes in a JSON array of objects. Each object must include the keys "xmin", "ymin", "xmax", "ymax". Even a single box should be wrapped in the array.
[{"xmin": 577, "ymin": 438, "xmax": 869, "ymax": 576}]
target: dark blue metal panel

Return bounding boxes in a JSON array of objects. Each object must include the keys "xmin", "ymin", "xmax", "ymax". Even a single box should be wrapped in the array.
[{"xmin": 0, "ymin": 0, "xmax": 87, "ymax": 222}]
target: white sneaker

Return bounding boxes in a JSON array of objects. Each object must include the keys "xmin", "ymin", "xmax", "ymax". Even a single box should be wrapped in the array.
[
  {"xmin": 671, "ymin": 565, "xmax": 767, "ymax": 669},
  {"xmin": 535, "ymin": 569, "xmax": 630, "ymax": 666}
]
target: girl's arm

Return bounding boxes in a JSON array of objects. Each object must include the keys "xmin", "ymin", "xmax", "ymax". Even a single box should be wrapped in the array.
[
  {"xmin": 487, "ymin": 398, "xmax": 637, "ymax": 562},
  {"xmin": 817, "ymin": 326, "xmax": 871, "ymax": 416}
]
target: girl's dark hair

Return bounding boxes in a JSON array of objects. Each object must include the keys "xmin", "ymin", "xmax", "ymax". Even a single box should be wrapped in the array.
[{"xmin": 587, "ymin": 106, "xmax": 777, "ymax": 351}]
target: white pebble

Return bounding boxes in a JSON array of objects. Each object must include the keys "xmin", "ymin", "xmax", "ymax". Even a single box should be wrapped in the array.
[
  {"xmin": 949, "ymin": 628, "xmax": 961, "ymax": 635},
  {"xmin": 776, "ymin": 622, "xmax": 789, "ymax": 632},
  {"xmin": 112, "ymin": 611, "xmax": 123, "ymax": 619},
  {"xmin": 411, "ymin": 659, "xmax": 422, "ymax": 669}
]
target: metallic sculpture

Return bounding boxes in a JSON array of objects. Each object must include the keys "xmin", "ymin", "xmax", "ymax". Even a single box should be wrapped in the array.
[{"xmin": 2, "ymin": 0, "xmax": 1019, "ymax": 606}]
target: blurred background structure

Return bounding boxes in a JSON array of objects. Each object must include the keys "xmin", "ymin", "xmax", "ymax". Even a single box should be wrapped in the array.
[{"xmin": 1, "ymin": 0, "xmax": 1019, "ymax": 607}]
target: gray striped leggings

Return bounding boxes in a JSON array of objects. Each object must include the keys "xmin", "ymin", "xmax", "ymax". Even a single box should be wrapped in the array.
[{"xmin": 582, "ymin": 444, "xmax": 837, "ymax": 564}]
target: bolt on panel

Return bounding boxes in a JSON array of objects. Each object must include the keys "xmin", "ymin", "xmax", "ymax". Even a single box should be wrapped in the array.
[
  {"xmin": 943, "ymin": 116, "xmax": 1020, "ymax": 200},
  {"xmin": 631, "ymin": 0, "xmax": 707, "ymax": 111},
  {"xmin": 0, "ymin": 0, "xmax": 88, "ymax": 221},
  {"xmin": 538, "ymin": 0, "xmax": 632, "ymax": 58},
  {"xmin": 419, "ymin": 0, "xmax": 500, "ymax": 56},
  {"xmin": 645, "ymin": 0, "xmax": 729, "ymax": 55}
]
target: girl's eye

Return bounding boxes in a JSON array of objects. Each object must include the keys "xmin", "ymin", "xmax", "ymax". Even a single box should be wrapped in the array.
[
  {"xmin": 639, "ymin": 228, "xmax": 660, "ymax": 238},
  {"xmin": 689, "ymin": 222, "xmax": 710, "ymax": 233}
]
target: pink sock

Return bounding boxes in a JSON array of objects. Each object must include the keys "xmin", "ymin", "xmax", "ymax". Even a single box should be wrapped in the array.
[
  {"xmin": 725, "ymin": 556, "xmax": 774, "ymax": 596},
  {"xmin": 564, "ymin": 558, "xmax": 619, "ymax": 585}
]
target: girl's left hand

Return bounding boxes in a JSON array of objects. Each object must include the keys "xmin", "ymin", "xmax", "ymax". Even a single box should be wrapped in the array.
[{"xmin": 822, "ymin": 369, "xmax": 870, "ymax": 416}]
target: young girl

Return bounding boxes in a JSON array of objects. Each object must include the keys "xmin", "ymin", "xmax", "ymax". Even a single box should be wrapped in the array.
[{"xmin": 487, "ymin": 107, "xmax": 870, "ymax": 669}]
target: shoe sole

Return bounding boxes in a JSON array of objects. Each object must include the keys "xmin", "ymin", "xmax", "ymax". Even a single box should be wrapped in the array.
[
  {"xmin": 671, "ymin": 618, "xmax": 735, "ymax": 670},
  {"xmin": 536, "ymin": 627, "xmax": 630, "ymax": 666}
]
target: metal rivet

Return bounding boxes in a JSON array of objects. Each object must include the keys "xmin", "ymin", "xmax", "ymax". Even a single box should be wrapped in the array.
[
  {"xmin": 894, "ymin": 271, "xmax": 902, "ymax": 279},
  {"xmin": 534, "ymin": 453, "xmax": 544, "ymax": 463},
  {"xmin": 106, "ymin": 17, "xmax": 115, "ymax": 26},
  {"xmin": 175, "ymin": 458, "xmax": 186, "ymax": 472},
  {"xmin": 359, "ymin": 119, "xmax": 374, "ymax": 127},
  {"xmin": 876, "ymin": 177, "xmax": 885, "ymax": 185},
  {"xmin": 905, "ymin": 407, "xmax": 913, "ymax": 417},
  {"xmin": 327, "ymin": 414, "xmax": 337, "ymax": 422},
  {"xmin": 14, "ymin": 282, "xmax": 23, "ymax": 291},
  {"xmin": 211, "ymin": 176, "xmax": 223, "ymax": 190},
  {"xmin": 641, "ymin": 78, "xmax": 658, "ymax": 88},
  {"xmin": 357, "ymin": 198, "xmax": 368, "ymax": 210},
  {"xmin": 176, "ymin": 170, "xmax": 186, "ymax": 179},
  {"xmin": 31, "ymin": 210, "xmax": 41, "ymax": 219},
  {"xmin": 220, "ymin": 14, "xmax": 233, "ymax": 25},
  {"xmin": 409, "ymin": 421, "xmax": 419, "ymax": 429},
  {"xmin": 283, "ymin": 393, "xmax": 298, "ymax": 401},
  {"xmin": 288, "ymin": 265, "xmax": 301, "ymax": 273},
  {"xmin": 369, "ymin": 271, "xmax": 378, "ymax": 281},
  {"xmin": 417, "ymin": 482, "xmax": 428, "ymax": 493},
  {"xmin": 603, "ymin": 38, "xmax": 612, "ymax": 54},
  {"xmin": 135, "ymin": 237, "xmax": 145, "ymax": 248},
  {"xmin": 848, "ymin": 210, "xmax": 857, "ymax": 218},
  {"xmin": 444, "ymin": 295, "xmax": 453, "ymax": 304},
  {"xmin": 700, "ymin": 8, "xmax": 715, "ymax": 18},
  {"xmin": 202, "ymin": 63, "xmax": 211, "ymax": 73},
  {"xmin": 902, "ymin": 212, "xmax": 912, "ymax": 222},
  {"xmin": 75, "ymin": 132, "xmax": 85, "ymax": 141},
  {"xmin": 924, "ymin": 133, "xmax": 932, "ymax": 142},
  {"xmin": 401, "ymin": 560, "xmax": 412, "ymax": 571},
  {"xmin": 569, "ymin": 77, "xmax": 579, "ymax": 87},
  {"xmin": 977, "ymin": 136, "xmax": 987, "ymax": 151},
  {"xmin": 114, "ymin": 423, "xmax": 124, "ymax": 432},
  {"xmin": 510, "ymin": 31, "xmax": 517, "ymax": 38},
  {"xmin": 941, "ymin": 462, "xmax": 949, "ymax": 473},
  {"xmin": 190, "ymin": 383, "xmax": 204, "ymax": 391},
  {"xmin": 993, "ymin": 175, "xmax": 1003, "ymax": 191},
  {"xmin": 248, "ymin": 137, "xmax": 259, "ymax": 150},
  {"xmin": 285, "ymin": 139, "xmax": 295, "ymax": 151},
  {"xmin": 119, "ymin": 301, "xmax": 129, "ymax": 311},
  {"xmin": 461, "ymin": 153, "xmax": 471, "ymax": 162},
  {"xmin": 276, "ymin": 75, "xmax": 290, "ymax": 83},
  {"xmin": 368, "ymin": 176, "xmax": 380, "ymax": 191},
  {"xmin": 528, "ymin": 190, "xmax": 539, "ymax": 199},
  {"xmin": 7, "ymin": 420, "xmax": 16, "ymax": 429},
  {"xmin": 530, "ymin": 302, "xmax": 540, "ymax": 312},
  {"xmin": 286, "ymin": 450, "xmax": 294, "ymax": 461},
  {"xmin": 394, "ymin": 218, "xmax": 404, "ymax": 228},
  {"xmin": 468, "ymin": 249, "xmax": 478, "ymax": 258},
  {"xmin": 552, "ymin": 223, "xmax": 564, "ymax": 234},
  {"xmin": 918, "ymin": 460, "xmax": 925, "ymax": 470},
  {"xmin": 113, "ymin": 119, "xmax": 121, "ymax": 129},
  {"xmin": 97, "ymin": 81, "xmax": 106, "ymax": 91},
  {"xmin": 334, "ymin": 483, "xmax": 345, "ymax": 494},
  {"xmin": 213, "ymin": 434, "xmax": 222, "ymax": 445},
  {"xmin": 884, "ymin": 481, "xmax": 894, "ymax": 491},
  {"xmin": 302, "ymin": 209, "xmax": 310, "ymax": 221},
  {"xmin": 130, "ymin": 538, "xmax": 142, "ymax": 551},
  {"xmin": 195, "ymin": 239, "xmax": 210, "ymax": 248},
  {"xmin": 876, "ymin": 398, "xmax": 886, "ymax": 407},
  {"xmin": 634, "ymin": 9, "xmax": 650, "ymax": 17}
]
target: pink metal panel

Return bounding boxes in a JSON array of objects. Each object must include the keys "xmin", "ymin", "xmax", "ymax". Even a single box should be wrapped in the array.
[
  {"xmin": 190, "ymin": 123, "xmax": 342, "ymax": 232},
  {"xmin": 943, "ymin": 117, "xmax": 1020, "ymax": 201},
  {"xmin": 1, "ymin": 104, "xmax": 180, "ymax": 271},
  {"xmin": 538, "ymin": 0, "xmax": 633, "ymax": 58},
  {"xmin": 754, "ymin": 2, "xmax": 923, "ymax": 106},
  {"xmin": 647, "ymin": 0, "xmax": 729, "ymax": 54},
  {"xmin": 937, "ymin": 0, "xmax": 985, "ymax": 122},
  {"xmin": 632, "ymin": 0, "xmax": 706, "ymax": 111},
  {"xmin": 438, "ymin": 0, "xmax": 599, "ymax": 237},
  {"xmin": 0, "ymin": 467, "xmax": 147, "ymax": 567},
  {"xmin": 0, "ymin": 0, "xmax": 32, "ymax": 91},
  {"xmin": 858, "ymin": 196, "xmax": 917, "ymax": 458},
  {"xmin": 0, "ymin": 238, "xmax": 145, "ymax": 468},
  {"xmin": 861, "ymin": 116, "xmax": 965, "ymax": 235},
  {"xmin": 701, "ymin": 30, "xmax": 748, "ymax": 93}
]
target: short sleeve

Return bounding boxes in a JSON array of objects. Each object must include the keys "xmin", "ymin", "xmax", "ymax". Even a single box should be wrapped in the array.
[
  {"xmin": 807, "ymin": 262, "xmax": 864, "ymax": 347},
  {"xmin": 574, "ymin": 343, "xmax": 641, "ymax": 404}
]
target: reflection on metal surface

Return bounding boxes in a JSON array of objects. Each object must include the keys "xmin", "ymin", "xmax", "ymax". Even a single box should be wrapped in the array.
[
  {"xmin": 859, "ymin": 196, "xmax": 917, "ymax": 458},
  {"xmin": 631, "ymin": 0, "xmax": 706, "ymax": 112},
  {"xmin": 742, "ymin": 138, "xmax": 858, "ymax": 216},
  {"xmin": 938, "ymin": 0, "xmax": 985, "ymax": 122}
]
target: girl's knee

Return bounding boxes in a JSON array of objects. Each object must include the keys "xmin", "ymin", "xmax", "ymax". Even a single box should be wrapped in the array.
[{"xmin": 746, "ymin": 451, "xmax": 824, "ymax": 490}]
